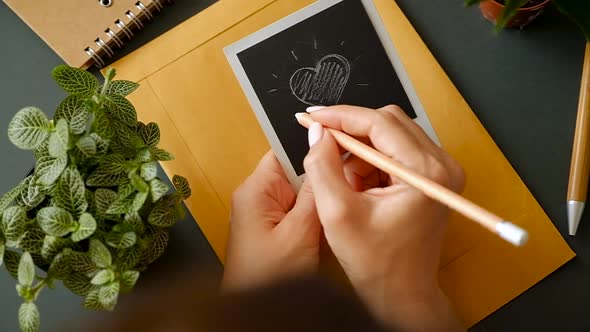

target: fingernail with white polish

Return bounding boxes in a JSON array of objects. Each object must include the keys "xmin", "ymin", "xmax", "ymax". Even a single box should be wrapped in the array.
[
  {"xmin": 307, "ymin": 106, "xmax": 326, "ymax": 113},
  {"xmin": 308, "ymin": 122, "xmax": 323, "ymax": 147}
]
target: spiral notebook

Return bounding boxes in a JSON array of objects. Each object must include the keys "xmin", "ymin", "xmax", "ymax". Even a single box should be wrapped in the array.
[{"xmin": 3, "ymin": 0, "xmax": 171, "ymax": 69}]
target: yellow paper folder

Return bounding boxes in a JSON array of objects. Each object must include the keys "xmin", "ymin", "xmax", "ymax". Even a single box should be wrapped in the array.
[{"xmin": 108, "ymin": 0, "xmax": 575, "ymax": 326}]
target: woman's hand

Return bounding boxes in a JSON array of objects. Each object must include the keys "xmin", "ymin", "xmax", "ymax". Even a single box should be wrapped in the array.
[
  {"xmin": 222, "ymin": 151, "xmax": 321, "ymax": 292},
  {"xmin": 303, "ymin": 105, "xmax": 465, "ymax": 331}
]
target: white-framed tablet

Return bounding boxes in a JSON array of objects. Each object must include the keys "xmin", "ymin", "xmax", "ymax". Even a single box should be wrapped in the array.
[{"xmin": 224, "ymin": 0, "xmax": 438, "ymax": 190}]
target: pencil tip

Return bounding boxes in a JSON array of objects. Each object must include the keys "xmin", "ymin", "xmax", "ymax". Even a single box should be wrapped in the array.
[{"xmin": 567, "ymin": 200, "xmax": 584, "ymax": 236}]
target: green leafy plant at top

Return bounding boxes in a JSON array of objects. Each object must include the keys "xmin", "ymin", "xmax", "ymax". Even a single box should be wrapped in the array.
[
  {"xmin": 1, "ymin": 65, "xmax": 191, "ymax": 332},
  {"xmin": 466, "ymin": 0, "xmax": 590, "ymax": 39}
]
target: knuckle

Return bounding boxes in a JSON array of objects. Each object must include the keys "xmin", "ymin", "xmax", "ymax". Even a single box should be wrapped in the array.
[
  {"xmin": 435, "ymin": 150, "xmax": 466, "ymax": 192},
  {"xmin": 450, "ymin": 160, "xmax": 466, "ymax": 192},
  {"xmin": 376, "ymin": 108, "xmax": 398, "ymax": 123},
  {"xmin": 426, "ymin": 157, "xmax": 452, "ymax": 188},
  {"xmin": 303, "ymin": 151, "xmax": 322, "ymax": 171},
  {"xmin": 380, "ymin": 104, "xmax": 404, "ymax": 114},
  {"xmin": 299, "ymin": 180, "xmax": 314, "ymax": 196},
  {"xmin": 231, "ymin": 184, "xmax": 248, "ymax": 207},
  {"xmin": 324, "ymin": 200, "xmax": 352, "ymax": 223}
]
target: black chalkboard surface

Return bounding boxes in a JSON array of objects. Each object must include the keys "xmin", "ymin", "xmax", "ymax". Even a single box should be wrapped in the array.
[{"xmin": 234, "ymin": 0, "xmax": 417, "ymax": 176}]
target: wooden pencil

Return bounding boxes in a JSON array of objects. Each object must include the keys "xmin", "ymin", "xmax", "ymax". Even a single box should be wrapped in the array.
[
  {"xmin": 566, "ymin": 42, "xmax": 590, "ymax": 236},
  {"xmin": 295, "ymin": 112, "xmax": 528, "ymax": 246}
]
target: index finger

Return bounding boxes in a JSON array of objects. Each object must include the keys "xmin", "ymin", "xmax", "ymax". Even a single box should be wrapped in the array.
[
  {"xmin": 307, "ymin": 105, "xmax": 423, "ymax": 165},
  {"xmin": 233, "ymin": 151, "xmax": 296, "ymax": 212}
]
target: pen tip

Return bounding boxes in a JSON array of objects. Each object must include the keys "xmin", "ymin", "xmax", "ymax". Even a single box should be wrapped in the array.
[{"xmin": 567, "ymin": 201, "xmax": 585, "ymax": 236}]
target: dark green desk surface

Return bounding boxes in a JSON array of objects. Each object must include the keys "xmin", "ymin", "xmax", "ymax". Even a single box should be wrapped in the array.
[
  {"xmin": 0, "ymin": 0, "xmax": 587, "ymax": 331},
  {"xmin": 0, "ymin": 1, "xmax": 221, "ymax": 331}
]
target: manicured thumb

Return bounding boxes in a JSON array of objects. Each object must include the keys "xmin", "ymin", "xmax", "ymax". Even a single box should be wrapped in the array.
[{"xmin": 303, "ymin": 123, "xmax": 353, "ymax": 223}]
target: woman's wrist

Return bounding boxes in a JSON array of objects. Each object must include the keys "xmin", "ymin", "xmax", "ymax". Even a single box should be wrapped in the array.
[
  {"xmin": 353, "ymin": 274, "xmax": 463, "ymax": 332},
  {"xmin": 372, "ymin": 288, "xmax": 463, "ymax": 332}
]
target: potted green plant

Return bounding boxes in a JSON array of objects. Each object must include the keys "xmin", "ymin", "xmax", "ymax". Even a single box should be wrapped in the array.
[
  {"xmin": 466, "ymin": 0, "xmax": 590, "ymax": 34},
  {"xmin": 0, "ymin": 65, "xmax": 191, "ymax": 332},
  {"xmin": 476, "ymin": 0, "xmax": 551, "ymax": 28}
]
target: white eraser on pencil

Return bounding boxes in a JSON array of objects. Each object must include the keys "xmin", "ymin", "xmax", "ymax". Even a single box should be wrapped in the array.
[{"xmin": 496, "ymin": 222, "xmax": 529, "ymax": 246}]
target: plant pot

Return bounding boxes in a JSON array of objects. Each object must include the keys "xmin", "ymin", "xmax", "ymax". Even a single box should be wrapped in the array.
[{"xmin": 479, "ymin": 0, "xmax": 551, "ymax": 29}]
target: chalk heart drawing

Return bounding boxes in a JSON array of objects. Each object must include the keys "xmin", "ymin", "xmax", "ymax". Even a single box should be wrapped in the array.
[{"xmin": 289, "ymin": 54, "xmax": 351, "ymax": 106}]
